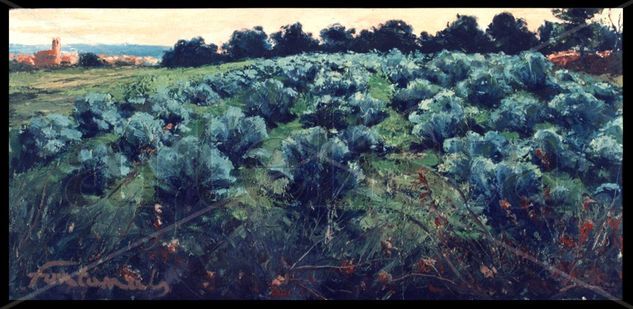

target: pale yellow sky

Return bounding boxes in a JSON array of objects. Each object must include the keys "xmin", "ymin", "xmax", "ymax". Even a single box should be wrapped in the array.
[{"xmin": 9, "ymin": 8, "xmax": 623, "ymax": 46}]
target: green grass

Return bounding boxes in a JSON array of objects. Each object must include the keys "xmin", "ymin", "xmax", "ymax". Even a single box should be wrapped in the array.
[{"xmin": 9, "ymin": 61, "xmax": 253, "ymax": 128}]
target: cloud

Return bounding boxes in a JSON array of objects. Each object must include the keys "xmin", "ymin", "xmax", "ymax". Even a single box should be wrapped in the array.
[{"xmin": 9, "ymin": 8, "xmax": 621, "ymax": 46}]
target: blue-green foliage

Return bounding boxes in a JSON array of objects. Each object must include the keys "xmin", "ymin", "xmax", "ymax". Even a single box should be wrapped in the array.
[
  {"xmin": 20, "ymin": 113, "xmax": 82, "ymax": 161},
  {"xmin": 300, "ymin": 95, "xmax": 351, "ymax": 130},
  {"xmin": 548, "ymin": 91, "xmax": 609, "ymax": 134},
  {"xmin": 276, "ymin": 127, "xmax": 364, "ymax": 207},
  {"xmin": 245, "ymin": 79, "xmax": 298, "ymax": 125},
  {"xmin": 150, "ymin": 136, "xmax": 235, "ymax": 204},
  {"xmin": 456, "ymin": 69, "xmax": 511, "ymax": 107},
  {"xmin": 78, "ymin": 143, "xmax": 131, "ymax": 195},
  {"xmin": 380, "ymin": 49, "xmax": 426, "ymax": 87},
  {"xmin": 490, "ymin": 92, "xmax": 550, "ymax": 134},
  {"xmin": 278, "ymin": 58, "xmax": 320, "ymax": 89},
  {"xmin": 73, "ymin": 93, "xmax": 121, "ymax": 137},
  {"xmin": 347, "ymin": 92, "xmax": 389, "ymax": 126},
  {"xmin": 424, "ymin": 51, "xmax": 484, "ymax": 87},
  {"xmin": 504, "ymin": 52, "xmax": 553, "ymax": 90},
  {"xmin": 392, "ymin": 79, "xmax": 442, "ymax": 112},
  {"xmin": 340, "ymin": 125, "xmax": 386, "ymax": 155},
  {"xmin": 171, "ymin": 82, "xmax": 222, "ymax": 106},
  {"xmin": 310, "ymin": 67, "xmax": 369, "ymax": 97},
  {"xmin": 408, "ymin": 90, "xmax": 466, "ymax": 146},
  {"xmin": 148, "ymin": 91, "xmax": 191, "ymax": 129},
  {"xmin": 204, "ymin": 69, "xmax": 259, "ymax": 98},
  {"xmin": 532, "ymin": 129, "xmax": 593, "ymax": 174},
  {"xmin": 118, "ymin": 112, "xmax": 165, "ymax": 160},
  {"xmin": 205, "ymin": 107, "xmax": 268, "ymax": 165}
]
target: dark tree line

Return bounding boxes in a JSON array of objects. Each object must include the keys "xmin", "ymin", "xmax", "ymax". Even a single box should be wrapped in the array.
[{"xmin": 162, "ymin": 9, "xmax": 622, "ymax": 68}]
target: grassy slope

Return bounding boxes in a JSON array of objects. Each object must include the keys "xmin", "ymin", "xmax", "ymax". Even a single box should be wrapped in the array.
[{"xmin": 8, "ymin": 61, "xmax": 253, "ymax": 128}]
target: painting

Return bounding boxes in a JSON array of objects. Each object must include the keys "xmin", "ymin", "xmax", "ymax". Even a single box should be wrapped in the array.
[{"xmin": 8, "ymin": 7, "xmax": 623, "ymax": 300}]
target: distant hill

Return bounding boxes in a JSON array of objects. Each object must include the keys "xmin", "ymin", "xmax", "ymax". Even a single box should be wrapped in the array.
[{"xmin": 9, "ymin": 43, "xmax": 171, "ymax": 59}]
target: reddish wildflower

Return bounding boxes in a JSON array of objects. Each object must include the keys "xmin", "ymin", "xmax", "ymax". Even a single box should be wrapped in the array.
[
  {"xmin": 165, "ymin": 239, "xmax": 179, "ymax": 253},
  {"xmin": 271, "ymin": 275, "xmax": 286, "ymax": 287},
  {"xmin": 153, "ymin": 217, "xmax": 163, "ymax": 229},
  {"xmin": 419, "ymin": 191, "xmax": 429, "ymax": 200},
  {"xmin": 560, "ymin": 234, "xmax": 576, "ymax": 248},
  {"xmin": 417, "ymin": 258, "xmax": 437, "ymax": 273},
  {"xmin": 434, "ymin": 215, "xmax": 448, "ymax": 228},
  {"xmin": 340, "ymin": 260, "xmax": 356, "ymax": 275},
  {"xmin": 119, "ymin": 265, "xmax": 143, "ymax": 283},
  {"xmin": 202, "ymin": 271, "xmax": 216, "ymax": 291},
  {"xmin": 579, "ymin": 220, "xmax": 595, "ymax": 244},
  {"xmin": 417, "ymin": 168, "xmax": 428, "ymax": 186},
  {"xmin": 499, "ymin": 199, "xmax": 512, "ymax": 210},
  {"xmin": 480, "ymin": 264, "xmax": 496, "ymax": 279},
  {"xmin": 520, "ymin": 196, "xmax": 532, "ymax": 209},
  {"xmin": 535, "ymin": 148, "xmax": 551, "ymax": 169},
  {"xmin": 428, "ymin": 284, "xmax": 443, "ymax": 294},
  {"xmin": 582, "ymin": 196, "xmax": 597, "ymax": 211},
  {"xmin": 271, "ymin": 275, "xmax": 290, "ymax": 297},
  {"xmin": 377, "ymin": 271, "xmax": 392, "ymax": 284},
  {"xmin": 543, "ymin": 187, "xmax": 551, "ymax": 201},
  {"xmin": 607, "ymin": 216, "xmax": 622, "ymax": 231}
]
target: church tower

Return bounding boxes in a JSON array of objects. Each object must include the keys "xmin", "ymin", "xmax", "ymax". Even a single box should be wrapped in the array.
[{"xmin": 52, "ymin": 37, "xmax": 61, "ymax": 57}]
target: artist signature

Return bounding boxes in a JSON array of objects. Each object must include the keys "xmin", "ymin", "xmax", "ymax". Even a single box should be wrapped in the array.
[{"xmin": 27, "ymin": 260, "xmax": 170, "ymax": 297}]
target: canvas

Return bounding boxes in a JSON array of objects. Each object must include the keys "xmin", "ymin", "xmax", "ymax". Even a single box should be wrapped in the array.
[{"xmin": 7, "ymin": 7, "xmax": 623, "ymax": 301}]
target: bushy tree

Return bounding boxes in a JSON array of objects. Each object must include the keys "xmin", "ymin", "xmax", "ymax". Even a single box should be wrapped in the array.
[
  {"xmin": 77, "ymin": 144, "xmax": 131, "ymax": 195},
  {"xmin": 420, "ymin": 14, "xmax": 494, "ymax": 53},
  {"xmin": 320, "ymin": 23, "xmax": 356, "ymax": 53},
  {"xmin": 486, "ymin": 12, "xmax": 538, "ymax": 54},
  {"xmin": 350, "ymin": 29, "xmax": 375, "ymax": 53},
  {"xmin": 370, "ymin": 20, "xmax": 418, "ymax": 53},
  {"xmin": 205, "ymin": 107, "xmax": 268, "ymax": 165},
  {"xmin": 537, "ymin": 21, "xmax": 571, "ymax": 54},
  {"xmin": 275, "ymin": 127, "xmax": 364, "ymax": 207},
  {"xmin": 271, "ymin": 22, "xmax": 320, "ymax": 57},
  {"xmin": 161, "ymin": 37, "xmax": 222, "ymax": 68},
  {"xmin": 20, "ymin": 113, "xmax": 82, "ymax": 162},
  {"xmin": 222, "ymin": 26, "xmax": 272, "ymax": 60},
  {"xmin": 245, "ymin": 79, "xmax": 298, "ymax": 125},
  {"xmin": 150, "ymin": 136, "xmax": 236, "ymax": 205},
  {"xmin": 73, "ymin": 93, "xmax": 121, "ymax": 137},
  {"xmin": 552, "ymin": 8, "xmax": 603, "ymax": 25},
  {"xmin": 79, "ymin": 52, "xmax": 105, "ymax": 67}
]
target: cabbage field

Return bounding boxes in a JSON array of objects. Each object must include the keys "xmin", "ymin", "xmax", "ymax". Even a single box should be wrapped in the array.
[{"xmin": 9, "ymin": 50, "xmax": 623, "ymax": 300}]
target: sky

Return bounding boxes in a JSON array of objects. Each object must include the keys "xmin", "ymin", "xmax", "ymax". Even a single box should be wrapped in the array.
[{"xmin": 9, "ymin": 8, "xmax": 623, "ymax": 46}]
